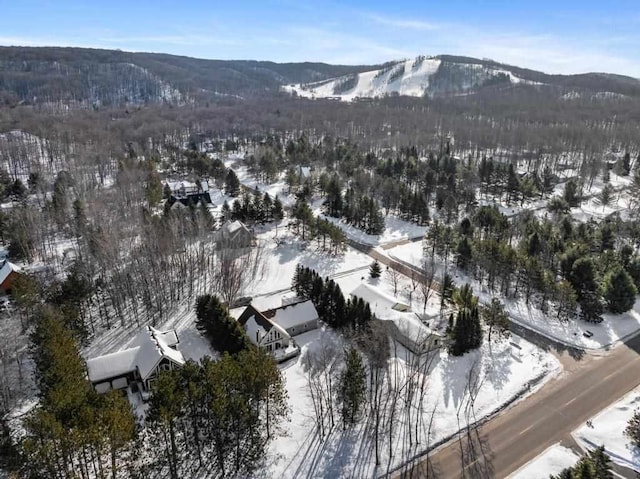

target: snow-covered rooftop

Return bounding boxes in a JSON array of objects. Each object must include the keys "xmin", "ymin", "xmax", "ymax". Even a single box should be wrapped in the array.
[
  {"xmin": 224, "ymin": 220, "xmax": 247, "ymax": 234},
  {"xmin": 86, "ymin": 347, "xmax": 140, "ymax": 383},
  {"xmin": 385, "ymin": 311, "xmax": 441, "ymax": 342},
  {"xmin": 263, "ymin": 300, "xmax": 319, "ymax": 330},
  {"xmin": 351, "ymin": 283, "xmax": 409, "ymax": 316},
  {"xmin": 165, "ymin": 180, "xmax": 197, "ymax": 192},
  {"xmin": 238, "ymin": 305, "xmax": 291, "ymax": 345},
  {"xmin": 0, "ymin": 260, "xmax": 20, "ymax": 286},
  {"xmin": 86, "ymin": 326, "xmax": 185, "ymax": 383}
]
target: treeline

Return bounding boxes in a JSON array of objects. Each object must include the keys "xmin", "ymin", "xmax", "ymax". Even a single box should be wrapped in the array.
[
  {"xmin": 143, "ymin": 349, "xmax": 287, "ymax": 478},
  {"xmin": 291, "ymin": 199, "xmax": 347, "ymax": 253},
  {"xmin": 17, "ymin": 305, "xmax": 137, "ymax": 479},
  {"xmin": 292, "ymin": 265, "xmax": 374, "ymax": 330},
  {"xmin": 425, "ymin": 202, "xmax": 640, "ymax": 323},
  {"xmin": 447, "ymin": 284, "xmax": 483, "ymax": 356},
  {"xmin": 221, "ymin": 190, "xmax": 284, "ymax": 225},
  {"xmin": 195, "ymin": 294, "xmax": 249, "ymax": 354},
  {"xmin": 322, "ymin": 183, "xmax": 385, "ymax": 235}
]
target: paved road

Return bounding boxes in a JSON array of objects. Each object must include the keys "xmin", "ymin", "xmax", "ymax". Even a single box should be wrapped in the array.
[
  {"xmin": 346, "ymin": 237, "xmax": 639, "ymax": 478},
  {"xmin": 394, "ymin": 335, "xmax": 640, "ymax": 478}
]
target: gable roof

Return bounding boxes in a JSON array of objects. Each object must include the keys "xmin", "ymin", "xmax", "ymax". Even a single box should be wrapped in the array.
[
  {"xmin": 262, "ymin": 300, "xmax": 319, "ymax": 330},
  {"xmin": 0, "ymin": 260, "xmax": 20, "ymax": 286},
  {"xmin": 221, "ymin": 220, "xmax": 250, "ymax": 236},
  {"xmin": 86, "ymin": 347, "xmax": 139, "ymax": 383},
  {"xmin": 86, "ymin": 326, "xmax": 185, "ymax": 383},
  {"xmin": 384, "ymin": 312, "xmax": 440, "ymax": 344},
  {"xmin": 237, "ymin": 305, "xmax": 289, "ymax": 345},
  {"xmin": 165, "ymin": 180, "xmax": 198, "ymax": 192}
]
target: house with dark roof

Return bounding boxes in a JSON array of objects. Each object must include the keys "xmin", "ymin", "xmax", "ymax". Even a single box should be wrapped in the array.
[
  {"xmin": 237, "ymin": 305, "xmax": 291, "ymax": 352},
  {"xmin": 237, "ymin": 300, "xmax": 319, "ymax": 361},
  {"xmin": 86, "ymin": 326, "xmax": 185, "ymax": 395},
  {"xmin": 165, "ymin": 178, "xmax": 213, "ymax": 208}
]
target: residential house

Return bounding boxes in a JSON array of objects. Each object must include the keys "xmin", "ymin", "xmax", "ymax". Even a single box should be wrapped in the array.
[
  {"xmin": 236, "ymin": 300, "xmax": 319, "ymax": 361},
  {"xmin": 165, "ymin": 178, "xmax": 212, "ymax": 208},
  {"xmin": 261, "ymin": 299, "xmax": 319, "ymax": 337},
  {"xmin": 214, "ymin": 220, "xmax": 253, "ymax": 250},
  {"xmin": 86, "ymin": 326, "xmax": 186, "ymax": 395},
  {"xmin": 299, "ymin": 166, "xmax": 312, "ymax": 180},
  {"xmin": 351, "ymin": 283, "xmax": 442, "ymax": 354},
  {"xmin": 0, "ymin": 260, "xmax": 22, "ymax": 294},
  {"xmin": 165, "ymin": 180, "xmax": 199, "ymax": 197},
  {"xmin": 238, "ymin": 305, "xmax": 291, "ymax": 352}
]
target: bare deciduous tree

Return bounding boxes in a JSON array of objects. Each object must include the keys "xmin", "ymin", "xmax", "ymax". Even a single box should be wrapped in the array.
[{"xmin": 213, "ymin": 240, "xmax": 267, "ymax": 308}]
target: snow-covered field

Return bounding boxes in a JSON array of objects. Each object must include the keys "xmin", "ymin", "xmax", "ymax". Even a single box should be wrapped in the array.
[
  {"xmin": 321, "ymin": 213, "xmax": 426, "ymax": 246},
  {"xmin": 508, "ymin": 443, "xmax": 579, "ymax": 479},
  {"xmin": 388, "ymin": 241, "xmax": 640, "ymax": 350},
  {"xmin": 573, "ymin": 387, "xmax": 640, "ymax": 472},
  {"xmin": 265, "ymin": 324, "xmax": 560, "ymax": 478}
]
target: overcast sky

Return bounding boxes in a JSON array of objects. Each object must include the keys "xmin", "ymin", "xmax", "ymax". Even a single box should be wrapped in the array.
[{"xmin": 1, "ymin": 0, "xmax": 639, "ymax": 77}]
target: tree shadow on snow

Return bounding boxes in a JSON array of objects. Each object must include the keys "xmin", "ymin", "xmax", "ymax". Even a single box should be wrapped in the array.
[{"xmin": 440, "ymin": 353, "xmax": 478, "ymax": 411}]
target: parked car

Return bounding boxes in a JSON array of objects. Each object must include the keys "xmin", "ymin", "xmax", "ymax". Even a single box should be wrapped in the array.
[{"xmin": 583, "ymin": 330, "xmax": 594, "ymax": 338}]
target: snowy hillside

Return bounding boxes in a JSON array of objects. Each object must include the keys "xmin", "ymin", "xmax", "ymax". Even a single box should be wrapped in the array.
[{"xmin": 284, "ymin": 56, "xmax": 537, "ymax": 101}]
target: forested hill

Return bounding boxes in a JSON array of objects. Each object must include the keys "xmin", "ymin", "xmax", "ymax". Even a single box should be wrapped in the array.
[
  {"xmin": 0, "ymin": 46, "xmax": 374, "ymax": 107},
  {"xmin": 2, "ymin": 46, "xmax": 640, "ymax": 108}
]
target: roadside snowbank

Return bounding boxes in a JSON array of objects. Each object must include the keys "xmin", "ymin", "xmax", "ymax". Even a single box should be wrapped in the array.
[
  {"xmin": 573, "ymin": 387, "xmax": 640, "ymax": 472},
  {"xmin": 508, "ymin": 443, "xmax": 579, "ymax": 479}
]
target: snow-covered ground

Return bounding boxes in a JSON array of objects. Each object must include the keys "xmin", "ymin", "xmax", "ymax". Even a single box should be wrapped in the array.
[
  {"xmin": 387, "ymin": 241, "xmax": 640, "ymax": 350},
  {"xmin": 320, "ymin": 213, "xmax": 426, "ymax": 246},
  {"xmin": 83, "ymin": 224, "xmax": 372, "ymax": 358},
  {"xmin": 508, "ymin": 443, "xmax": 579, "ymax": 479},
  {"xmin": 573, "ymin": 387, "xmax": 640, "ymax": 472},
  {"xmin": 265, "ymin": 323, "xmax": 560, "ymax": 478}
]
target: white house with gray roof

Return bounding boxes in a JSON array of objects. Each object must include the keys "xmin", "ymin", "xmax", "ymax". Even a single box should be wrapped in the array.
[{"xmin": 86, "ymin": 326, "xmax": 186, "ymax": 394}]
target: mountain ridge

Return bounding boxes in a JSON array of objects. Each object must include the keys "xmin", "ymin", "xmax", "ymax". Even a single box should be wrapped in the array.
[{"xmin": 1, "ymin": 46, "xmax": 639, "ymax": 107}]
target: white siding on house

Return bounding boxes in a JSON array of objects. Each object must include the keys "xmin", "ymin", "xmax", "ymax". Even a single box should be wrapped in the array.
[{"xmin": 267, "ymin": 300, "xmax": 319, "ymax": 337}]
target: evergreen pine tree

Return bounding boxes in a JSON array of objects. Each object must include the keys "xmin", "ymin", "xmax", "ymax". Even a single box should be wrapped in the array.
[
  {"xmin": 563, "ymin": 179, "xmax": 580, "ymax": 207},
  {"xmin": 195, "ymin": 294, "xmax": 249, "ymax": 354},
  {"xmin": 338, "ymin": 348, "xmax": 367, "ymax": 428},
  {"xmin": 225, "ymin": 169, "xmax": 241, "ymax": 196},
  {"xmin": 625, "ymin": 408, "xmax": 640, "ymax": 448},
  {"xmin": 603, "ymin": 268, "xmax": 638, "ymax": 313},
  {"xmin": 579, "ymin": 290, "xmax": 604, "ymax": 323},
  {"xmin": 272, "ymin": 195, "xmax": 284, "ymax": 221},
  {"xmin": 147, "ymin": 370, "xmax": 185, "ymax": 479},
  {"xmin": 369, "ymin": 260, "xmax": 382, "ymax": 279}
]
